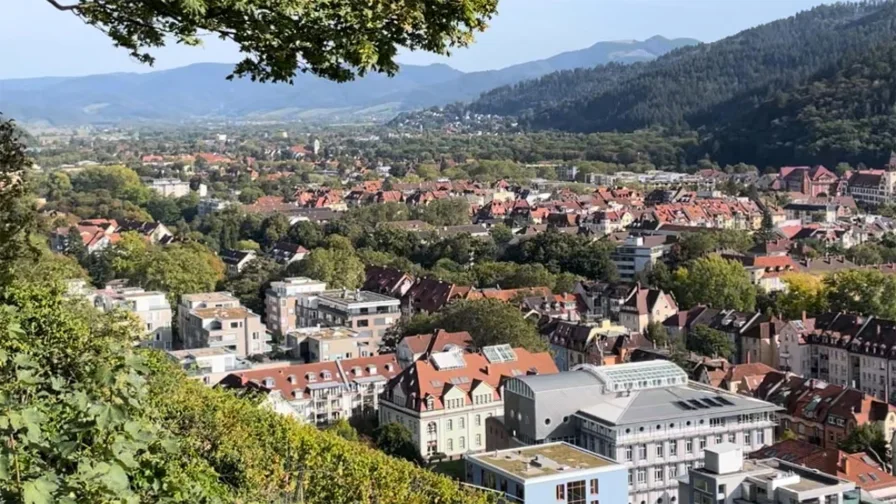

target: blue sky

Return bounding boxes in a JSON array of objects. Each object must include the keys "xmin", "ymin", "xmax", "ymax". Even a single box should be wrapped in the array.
[{"xmin": 1, "ymin": 0, "xmax": 831, "ymax": 79}]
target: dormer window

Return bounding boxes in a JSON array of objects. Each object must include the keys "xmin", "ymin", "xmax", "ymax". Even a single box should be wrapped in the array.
[
  {"xmin": 287, "ymin": 375, "xmax": 296, "ymax": 384},
  {"xmin": 426, "ymin": 396, "xmax": 434, "ymax": 410},
  {"xmin": 263, "ymin": 377, "xmax": 274, "ymax": 388},
  {"xmin": 385, "ymin": 363, "xmax": 393, "ymax": 372},
  {"xmin": 352, "ymin": 366, "xmax": 362, "ymax": 375},
  {"xmin": 322, "ymin": 371, "xmax": 332, "ymax": 380},
  {"xmin": 306, "ymin": 372, "xmax": 316, "ymax": 383},
  {"xmin": 368, "ymin": 365, "xmax": 377, "ymax": 375}
]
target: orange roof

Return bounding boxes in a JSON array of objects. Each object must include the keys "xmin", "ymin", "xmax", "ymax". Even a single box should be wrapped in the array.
[
  {"xmin": 389, "ymin": 348, "xmax": 557, "ymax": 412},
  {"xmin": 465, "ymin": 287, "xmax": 551, "ymax": 303}
]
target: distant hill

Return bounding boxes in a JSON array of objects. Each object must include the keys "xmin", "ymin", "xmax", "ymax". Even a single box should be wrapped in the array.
[
  {"xmin": 0, "ymin": 36, "xmax": 696, "ymax": 125},
  {"xmin": 468, "ymin": 1, "xmax": 896, "ymax": 137}
]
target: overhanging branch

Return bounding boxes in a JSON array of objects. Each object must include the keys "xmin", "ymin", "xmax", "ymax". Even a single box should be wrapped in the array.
[{"xmin": 44, "ymin": 0, "xmax": 85, "ymax": 11}]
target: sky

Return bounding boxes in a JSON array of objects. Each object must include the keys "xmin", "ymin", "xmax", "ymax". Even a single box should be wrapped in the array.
[{"xmin": 0, "ymin": 0, "xmax": 833, "ymax": 80}]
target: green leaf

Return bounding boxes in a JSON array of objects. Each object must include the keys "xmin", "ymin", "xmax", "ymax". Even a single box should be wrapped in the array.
[
  {"xmin": 0, "ymin": 454, "xmax": 9, "ymax": 480},
  {"xmin": 22, "ymin": 477, "xmax": 57, "ymax": 504},
  {"xmin": 16, "ymin": 368, "xmax": 41, "ymax": 385},
  {"xmin": 102, "ymin": 463, "xmax": 130, "ymax": 492}
]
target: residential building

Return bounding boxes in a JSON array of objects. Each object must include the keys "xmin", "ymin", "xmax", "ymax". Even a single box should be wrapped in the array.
[
  {"xmin": 677, "ymin": 443, "xmax": 856, "ymax": 504},
  {"xmin": 499, "ymin": 361, "xmax": 780, "ymax": 504},
  {"xmin": 754, "ymin": 372, "xmax": 896, "ymax": 451},
  {"xmin": 542, "ymin": 319, "xmax": 632, "ymax": 371},
  {"xmin": 751, "ymin": 440, "xmax": 896, "ymax": 503},
  {"xmin": 556, "ymin": 165, "xmax": 579, "ymax": 182},
  {"xmin": 464, "ymin": 443, "xmax": 627, "ymax": 504},
  {"xmin": 148, "ymin": 178, "xmax": 191, "ymax": 198},
  {"xmin": 220, "ymin": 354, "xmax": 399, "ymax": 425},
  {"xmin": 177, "ymin": 292, "xmax": 270, "ymax": 358},
  {"xmin": 784, "ymin": 201, "xmax": 838, "ymax": 224},
  {"xmin": 287, "ymin": 326, "xmax": 381, "ymax": 362},
  {"xmin": 363, "ymin": 266, "xmax": 416, "ymax": 299},
  {"xmin": 264, "ymin": 277, "xmax": 328, "ymax": 337},
  {"xmin": 220, "ymin": 248, "xmax": 256, "ymax": 275},
  {"xmin": 379, "ymin": 344, "xmax": 558, "ymax": 460},
  {"xmin": 611, "ymin": 235, "xmax": 671, "ymax": 281},
  {"xmin": 166, "ymin": 347, "xmax": 252, "ymax": 385},
  {"xmin": 90, "ymin": 284, "xmax": 173, "ymax": 350},
  {"xmin": 618, "ymin": 285, "xmax": 678, "ymax": 334},
  {"xmin": 775, "ymin": 165, "xmax": 841, "ymax": 197},
  {"xmin": 395, "ymin": 330, "xmax": 473, "ymax": 369},
  {"xmin": 847, "ymin": 170, "xmax": 896, "ymax": 206},
  {"xmin": 197, "ymin": 197, "xmax": 236, "ymax": 216},
  {"xmin": 300, "ymin": 289, "xmax": 400, "ymax": 338},
  {"xmin": 574, "ymin": 281, "xmax": 635, "ymax": 322},
  {"xmin": 268, "ymin": 241, "xmax": 309, "ymax": 265}
]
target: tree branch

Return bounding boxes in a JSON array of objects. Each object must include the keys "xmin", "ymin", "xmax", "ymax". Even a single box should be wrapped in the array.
[{"xmin": 44, "ymin": 0, "xmax": 85, "ymax": 11}]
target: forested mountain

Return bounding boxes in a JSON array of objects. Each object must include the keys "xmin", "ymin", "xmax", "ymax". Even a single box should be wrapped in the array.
[
  {"xmin": 704, "ymin": 40, "xmax": 896, "ymax": 168},
  {"xmin": 0, "ymin": 37, "xmax": 694, "ymax": 125},
  {"xmin": 469, "ymin": 1, "xmax": 896, "ymax": 135}
]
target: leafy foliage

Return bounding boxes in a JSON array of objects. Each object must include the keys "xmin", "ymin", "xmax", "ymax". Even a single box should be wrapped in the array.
[
  {"xmin": 672, "ymin": 255, "xmax": 756, "ymax": 312},
  {"xmin": 839, "ymin": 423, "xmax": 889, "ymax": 465},
  {"xmin": 373, "ymin": 423, "xmax": 423, "ymax": 465},
  {"xmin": 687, "ymin": 324, "xmax": 734, "ymax": 359}
]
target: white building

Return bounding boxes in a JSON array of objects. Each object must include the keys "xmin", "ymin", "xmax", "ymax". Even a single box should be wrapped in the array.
[
  {"xmin": 220, "ymin": 354, "xmax": 399, "ymax": 425},
  {"xmin": 264, "ymin": 277, "xmax": 328, "ymax": 337},
  {"xmin": 148, "ymin": 178, "xmax": 191, "ymax": 198},
  {"xmin": 502, "ymin": 361, "xmax": 780, "ymax": 504},
  {"xmin": 177, "ymin": 292, "xmax": 270, "ymax": 358},
  {"xmin": 379, "ymin": 345, "xmax": 558, "ymax": 460},
  {"xmin": 611, "ymin": 235, "xmax": 671, "ymax": 282},
  {"xmin": 677, "ymin": 443, "xmax": 856, "ymax": 504},
  {"xmin": 197, "ymin": 198, "xmax": 235, "ymax": 216},
  {"xmin": 89, "ymin": 284, "xmax": 173, "ymax": 350}
]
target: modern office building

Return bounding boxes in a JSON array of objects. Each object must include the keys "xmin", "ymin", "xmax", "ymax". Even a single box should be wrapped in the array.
[
  {"xmin": 89, "ymin": 284, "xmax": 173, "ymax": 350},
  {"xmin": 677, "ymin": 443, "xmax": 856, "ymax": 504},
  {"xmin": 264, "ymin": 277, "xmax": 328, "ymax": 337},
  {"xmin": 380, "ymin": 344, "xmax": 558, "ymax": 460},
  {"xmin": 177, "ymin": 292, "xmax": 270, "ymax": 358},
  {"xmin": 498, "ymin": 361, "xmax": 780, "ymax": 504},
  {"xmin": 464, "ymin": 443, "xmax": 627, "ymax": 504},
  {"xmin": 299, "ymin": 289, "xmax": 400, "ymax": 338}
]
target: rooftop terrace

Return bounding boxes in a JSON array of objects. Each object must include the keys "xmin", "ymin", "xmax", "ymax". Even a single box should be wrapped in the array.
[{"xmin": 470, "ymin": 442, "xmax": 617, "ymax": 480}]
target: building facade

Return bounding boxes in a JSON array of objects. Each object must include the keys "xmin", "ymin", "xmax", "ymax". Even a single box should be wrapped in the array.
[
  {"xmin": 264, "ymin": 277, "xmax": 328, "ymax": 337},
  {"xmin": 464, "ymin": 443, "xmax": 627, "ymax": 504},
  {"xmin": 300, "ymin": 289, "xmax": 400, "ymax": 338},
  {"xmin": 177, "ymin": 292, "xmax": 270, "ymax": 357},
  {"xmin": 501, "ymin": 361, "xmax": 780, "ymax": 504},
  {"xmin": 220, "ymin": 354, "xmax": 399, "ymax": 425},
  {"xmin": 89, "ymin": 284, "xmax": 173, "ymax": 350},
  {"xmin": 149, "ymin": 178, "xmax": 191, "ymax": 198},
  {"xmin": 612, "ymin": 236, "xmax": 670, "ymax": 282},
  {"xmin": 286, "ymin": 326, "xmax": 381, "ymax": 362},
  {"xmin": 380, "ymin": 344, "xmax": 558, "ymax": 460}
]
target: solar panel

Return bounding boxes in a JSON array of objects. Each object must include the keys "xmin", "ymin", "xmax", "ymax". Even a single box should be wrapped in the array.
[
  {"xmin": 688, "ymin": 399, "xmax": 709, "ymax": 409},
  {"xmin": 869, "ymin": 473, "xmax": 880, "ymax": 482},
  {"xmin": 676, "ymin": 401, "xmax": 695, "ymax": 410},
  {"xmin": 715, "ymin": 396, "xmax": 735, "ymax": 406},
  {"xmin": 700, "ymin": 398, "xmax": 720, "ymax": 408}
]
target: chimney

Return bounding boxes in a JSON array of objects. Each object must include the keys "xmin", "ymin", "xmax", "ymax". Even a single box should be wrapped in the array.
[
  {"xmin": 802, "ymin": 311, "xmax": 807, "ymax": 322},
  {"xmin": 746, "ymin": 352, "xmax": 752, "ymax": 364}
]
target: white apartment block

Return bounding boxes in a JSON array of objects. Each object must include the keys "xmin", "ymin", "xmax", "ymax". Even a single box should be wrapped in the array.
[
  {"xmin": 264, "ymin": 277, "xmax": 327, "ymax": 337},
  {"xmin": 220, "ymin": 354, "xmax": 399, "ymax": 425},
  {"xmin": 148, "ymin": 178, "xmax": 191, "ymax": 198},
  {"xmin": 286, "ymin": 326, "xmax": 380, "ymax": 363},
  {"xmin": 502, "ymin": 361, "xmax": 779, "ymax": 504},
  {"xmin": 88, "ymin": 283, "xmax": 173, "ymax": 350},
  {"xmin": 379, "ymin": 345, "xmax": 558, "ymax": 460},
  {"xmin": 178, "ymin": 292, "xmax": 270, "ymax": 358}
]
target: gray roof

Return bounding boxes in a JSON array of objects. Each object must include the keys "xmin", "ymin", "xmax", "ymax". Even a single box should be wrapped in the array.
[{"xmin": 515, "ymin": 369, "xmax": 602, "ymax": 393}]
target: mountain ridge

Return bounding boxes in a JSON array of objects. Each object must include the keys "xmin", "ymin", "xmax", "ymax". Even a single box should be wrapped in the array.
[{"xmin": 0, "ymin": 36, "xmax": 698, "ymax": 125}]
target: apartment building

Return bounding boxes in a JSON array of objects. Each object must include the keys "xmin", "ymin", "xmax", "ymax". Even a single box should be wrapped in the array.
[
  {"xmin": 300, "ymin": 289, "xmax": 400, "ymax": 338},
  {"xmin": 148, "ymin": 178, "xmax": 191, "ymax": 198},
  {"xmin": 89, "ymin": 284, "xmax": 173, "ymax": 350},
  {"xmin": 395, "ymin": 329, "xmax": 473, "ymax": 369},
  {"xmin": 618, "ymin": 285, "xmax": 678, "ymax": 334},
  {"xmin": 677, "ymin": 443, "xmax": 856, "ymax": 504},
  {"xmin": 264, "ymin": 277, "xmax": 328, "ymax": 337},
  {"xmin": 177, "ymin": 292, "xmax": 270, "ymax": 358},
  {"xmin": 286, "ymin": 326, "xmax": 381, "ymax": 362},
  {"xmin": 611, "ymin": 235, "xmax": 671, "ymax": 282},
  {"xmin": 464, "ymin": 443, "xmax": 627, "ymax": 504},
  {"xmin": 379, "ymin": 344, "xmax": 558, "ymax": 460},
  {"xmin": 220, "ymin": 354, "xmax": 399, "ymax": 425},
  {"xmin": 167, "ymin": 347, "xmax": 250, "ymax": 385},
  {"xmin": 499, "ymin": 361, "xmax": 780, "ymax": 504},
  {"xmin": 754, "ymin": 372, "xmax": 896, "ymax": 451}
]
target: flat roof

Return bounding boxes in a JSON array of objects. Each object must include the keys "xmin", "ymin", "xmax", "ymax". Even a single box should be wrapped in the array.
[
  {"xmin": 167, "ymin": 348, "xmax": 234, "ymax": 359},
  {"xmin": 469, "ymin": 443, "xmax": 619, "ymax": 481},
  {"xmin": 193, "ymin": 307, "xmax": 249, "ymax": 320},
  {"xmin": 182, "ymin": 292, "xmax": 238, "ymax": 303},
  {"xmin": 317, "ymin": 289, "xmax": 398, "ymax": 305}
]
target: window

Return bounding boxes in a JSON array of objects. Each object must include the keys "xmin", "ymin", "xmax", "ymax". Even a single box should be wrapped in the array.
[
  {"xmin": 590, "ymin": 479, "xmax": 599, "ymax": 494},
  {"xmin": 556, "ymin": 484, "xmax": 565, "ymax": 500},
  {"xmin": 757, "ymin": 430, "xmax": 765, "ymax": 445},
  {"xmin": 699, "ymin": 438, "xmax": 706, "ymax": 450},
  {"xmin": 459, "ymin": 417, "xmax": 465, "ymax": 429},
  {"xmin": 745, "ymin": 431, "xmax": 752, "ymax": 446},
  {"xmin": 656, "ymin": 444, "xmax": 664, "ymax": 458},
  {"xmin": 669, "ymin": 465, "xmax": 678, "ymax": 479},
  {"xmin": 447, "ymin": 439, "xmax": 453, "ymax": 451},
  {"xmin": 357, "ymin": 320, "xmax": 369, "ymax": 327},
  {"xmin": 638, "ymin": 444, "xmax": 647, "ymax": 460},
  {"xmin": 625, "ymin": 446, "xmax": 633, "ymax": 461},
  {"xmin": 654, "ymin": 467, "xmax": 663, "ymax": 482},
  {"xmin": 714, "ymin": 434, "xmax": 722, "ymax": 444},
  {"xmin": 686, "ymin": 439, "xmax": 693, "ymax": 453},
  {"xmin": 728, "ymin": 433, "xmax": 735, "ymax": 443},
  {"xmin": 459, "ymin": 437, "xmax": 465, "ymax": 449},
  {"xmin": 628, "ymin": 470, "xmax": 633, "ymax": 486},
  {"xmin": 475, "ymin": 414, "xmax": 481, "ymax": 427},
  {"xmin": 447, "ymin": 420, "xmax": 453, "ymax": 431},
  {"xmin": 476, "ymin": 434, "xmax": 482, "ymax": 447},
  {"xmin": 670, "ymin": 442, "xmax": 677, "ymax": 457},
  {"xmin": 636, "ymin": 469, "xmax": 647, "ymax": 485},
  {"xmin": 567, "ymin": 480, "xmax": 586, "ymax": 504}
]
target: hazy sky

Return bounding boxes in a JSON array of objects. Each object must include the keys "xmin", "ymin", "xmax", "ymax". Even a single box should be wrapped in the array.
[{"xmin": 1, "ymin": 0, "xmax": 832, "ymax": 79}]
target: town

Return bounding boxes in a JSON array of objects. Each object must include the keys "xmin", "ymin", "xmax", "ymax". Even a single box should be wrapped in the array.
[{"xmin": 22, "ymin": 123, "xmax": 896, "ymax": 504}]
